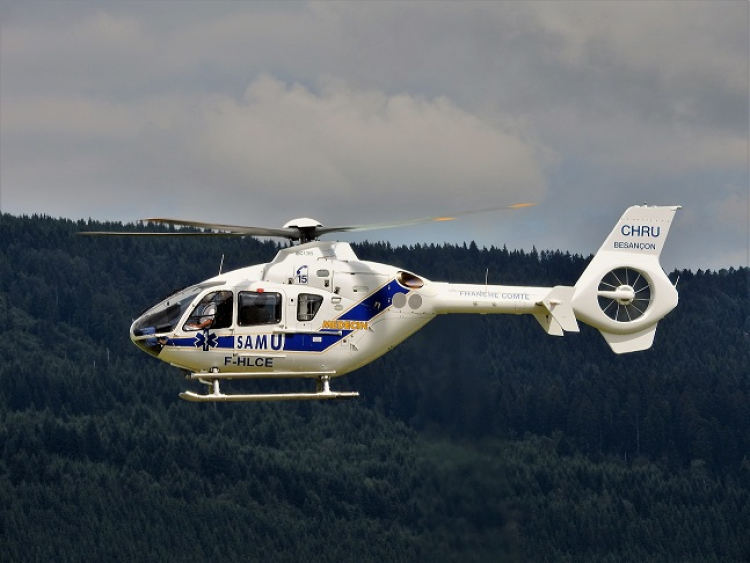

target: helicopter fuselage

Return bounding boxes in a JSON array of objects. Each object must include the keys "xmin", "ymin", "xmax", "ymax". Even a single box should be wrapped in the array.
[{"xmin": 130, "ymin": 240, "xmax": 552, "ymax": 381}]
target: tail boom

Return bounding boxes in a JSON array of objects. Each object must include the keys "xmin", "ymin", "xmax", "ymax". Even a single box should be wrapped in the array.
[
  {"xmin": 421, "ymin": 205, "xmax": 680, "ymax": 354},
  {"xmin": 428, "ymin": 283, "xmax": 580, "ymax": 336}
]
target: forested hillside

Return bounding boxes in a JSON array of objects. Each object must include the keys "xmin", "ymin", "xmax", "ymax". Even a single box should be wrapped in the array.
[{"xmin": 1, "ymin": 213, "xmax": 748, "ymax": 562}]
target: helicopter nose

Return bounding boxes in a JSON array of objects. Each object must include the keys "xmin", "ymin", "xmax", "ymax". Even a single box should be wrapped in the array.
[{"xmin": 130, "ymin": 319, "xmax": 164, "ymax": 357}]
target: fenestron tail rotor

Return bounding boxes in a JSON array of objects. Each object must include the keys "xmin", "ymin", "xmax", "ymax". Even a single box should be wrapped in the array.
[{"xmin": 596, "ymin": 267, "xmax": 652, "ymax": 323}]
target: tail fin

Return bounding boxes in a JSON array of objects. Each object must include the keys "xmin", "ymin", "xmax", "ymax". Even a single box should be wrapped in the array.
[{"xmin": 572, "ymin": 205, "xmax": 681, "ymax": 353}]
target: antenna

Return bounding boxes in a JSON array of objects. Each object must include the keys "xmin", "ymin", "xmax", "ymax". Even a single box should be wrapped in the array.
[
  {"xmin": 218, "ymin": 254, "xmax": 225, "ymax": 275},
  {"xmin": 485, "ymin": 268, "xmax": 489, "ymax": 293}
]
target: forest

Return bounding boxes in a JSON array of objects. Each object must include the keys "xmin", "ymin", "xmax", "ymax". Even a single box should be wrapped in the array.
[{"xmin": 0, "ymin": 212, "xmax": 748, "ymax": 562}]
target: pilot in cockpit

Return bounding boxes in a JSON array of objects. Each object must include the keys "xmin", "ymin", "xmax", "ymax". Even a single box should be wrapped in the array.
[
  {"xmin": 184, "ymin": 290, "xmax": 234, "ymax": 331},
  {"xmin": 185, "ymin": 301, "xmax": 216, "ymax": 330}
]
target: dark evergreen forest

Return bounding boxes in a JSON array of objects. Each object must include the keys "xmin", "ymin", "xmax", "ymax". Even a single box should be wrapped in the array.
[{"xmin": 1, "ymin": 213, "xmax": 748, "ymax": 562}]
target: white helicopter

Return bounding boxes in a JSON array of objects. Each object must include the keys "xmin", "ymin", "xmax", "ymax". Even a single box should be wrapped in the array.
[{"xmin": 83, "ymin": 204, "xmax": 680, "ymax": 402}]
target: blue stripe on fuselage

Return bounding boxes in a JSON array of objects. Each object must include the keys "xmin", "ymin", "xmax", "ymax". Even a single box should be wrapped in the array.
[
  {"xmin": 164, "ymin": 279, "xmax": 410, "ymax": 353},
  {"xmin": 285, "ymin": 280, "xmax": 409, "ymax": 352},
  {"xmin": 338, "ymin": 281, "xmax": 407, "ymax": 323}
]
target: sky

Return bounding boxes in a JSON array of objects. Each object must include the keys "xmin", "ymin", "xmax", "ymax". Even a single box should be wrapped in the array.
[{"xmin": 1, "ymin": 0, "xmax": 748, "ymax": 272}]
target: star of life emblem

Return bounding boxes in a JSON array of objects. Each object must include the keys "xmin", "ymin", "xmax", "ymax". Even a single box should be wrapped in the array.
[{"xmin": 194, "ymin": 330, "xmax": 218, "ymax": 351}]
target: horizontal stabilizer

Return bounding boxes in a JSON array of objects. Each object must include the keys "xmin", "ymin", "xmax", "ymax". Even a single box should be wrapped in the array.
[
  {"xmin": 534, "ymin": 286, "xmax": 580, "ymax": 336},
  {"xmin": 533, "ymin": 313, "xmax": 564, "ymax": 336}
]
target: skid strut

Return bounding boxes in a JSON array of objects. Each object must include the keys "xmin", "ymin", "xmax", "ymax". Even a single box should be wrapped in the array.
[{"xmin": 179, "ymin": 373, "xmax": 359, "ymax": 402}]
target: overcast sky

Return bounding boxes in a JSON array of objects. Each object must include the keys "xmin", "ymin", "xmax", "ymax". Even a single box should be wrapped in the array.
[{"xmin": 1, "ymin": 1, "xmax": 748, "ymax": 271}]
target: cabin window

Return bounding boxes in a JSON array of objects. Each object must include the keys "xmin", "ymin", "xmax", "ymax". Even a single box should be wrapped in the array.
[
  {"xmin": 238, "ymin": 291, "xmax": 282, "ymax": 326},
  {"xmin": 183, "ymin": 291, "xmax": 234, "ymax": 331},
  {"xmin": 297, "ymin": 293, "xmax": 323, "ymax": 321}
]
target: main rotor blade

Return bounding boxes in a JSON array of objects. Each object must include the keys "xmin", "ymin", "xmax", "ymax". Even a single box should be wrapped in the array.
[
  {"xmin": 315, "ymin": 202, "xmax": 536, "ymax": 236},
  {"xmin": 78, "ymin": 219, "xmax": 298, "ymax": 238},
  {"xmin": 143, "ymin": 218, "xmax": 297, "ymax": 238},
  {"xmin": 78, "ymin": 202, "xmax": 535, "ymax": 241},
  {"xmin": 77, "ymin": 230, "xmax": 249, "ymax": 237}
]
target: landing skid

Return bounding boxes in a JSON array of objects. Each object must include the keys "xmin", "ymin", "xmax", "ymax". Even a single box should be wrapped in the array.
[{"xmin": 179, "ymin": 375, "xmax": 359, "ymax": 403}]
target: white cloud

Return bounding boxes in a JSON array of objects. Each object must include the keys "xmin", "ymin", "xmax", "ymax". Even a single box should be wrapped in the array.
[
  {"xmin": 3, "ymin": 97, "xmax": 142, "ymax": 140},
  {"xmin": 183, "ymin": 75, "xmax": 550, "ymax": 218},
  {"xmin": 1, "ymin": 75, "xmax": 550, "ymax": 226}
]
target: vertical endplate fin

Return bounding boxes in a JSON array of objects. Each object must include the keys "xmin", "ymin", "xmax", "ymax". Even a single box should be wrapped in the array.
[{"xmin": 534, "ymin": 286, "xmax": 580, "ymax": 336}]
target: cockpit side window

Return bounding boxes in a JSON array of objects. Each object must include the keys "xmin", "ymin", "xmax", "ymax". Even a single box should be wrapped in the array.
[
  {"xmin": 132, "ymin": 286, "xmax": 204, "ymax": 336},
  {"xmin": 297, "ymin": 293, "xmax": 323, "ymax": 321},
  {"xmin": 184, "ymin": 291, "xmax": 233, "ymax": 331},
  {"xmin": 238, "ymin": 292, "xmax": 282, "ymax": 326}
]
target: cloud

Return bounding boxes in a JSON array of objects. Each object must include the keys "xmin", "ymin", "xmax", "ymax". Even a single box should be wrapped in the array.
[
  {"xmin": 185, "ymin": 76, "xmax": 549, "ymax": 217},
  {"xmin": 1, "ymin": 74, "xmax": 551, "ymax": 226}
]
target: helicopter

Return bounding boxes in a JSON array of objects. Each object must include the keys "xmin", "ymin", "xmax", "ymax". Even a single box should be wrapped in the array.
[{"xmin": 81, "ymin": 203, "xmax": 681, "ymax": 402}]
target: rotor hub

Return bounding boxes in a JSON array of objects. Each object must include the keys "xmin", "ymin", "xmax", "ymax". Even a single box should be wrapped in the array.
[
  {"xmin": 596, "ymin": 267, "xmax": 652, "ymax": 323},
  {"xmin": 612, "ymin": 285, "xmax": 636, "ymax": 305},
  {"xmin": 282, "ymin": 217, "xmax": 323, "ymax": 230}
]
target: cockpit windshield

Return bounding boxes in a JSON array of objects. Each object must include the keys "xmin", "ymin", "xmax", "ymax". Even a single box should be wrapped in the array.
[{"xmin": 132, "ymin": 281, "xmax": 225, "ymax": 336}]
